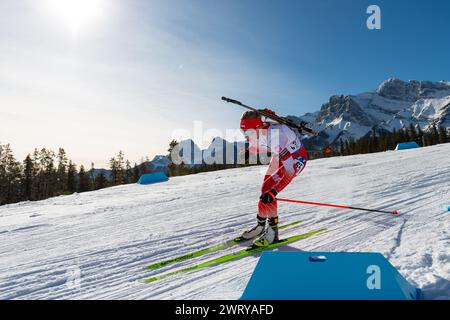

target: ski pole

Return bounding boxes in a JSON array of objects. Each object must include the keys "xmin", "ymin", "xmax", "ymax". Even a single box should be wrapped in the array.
[{"xmin": 276, "ymin": 197, "xmax": 399, "ymax": 215}]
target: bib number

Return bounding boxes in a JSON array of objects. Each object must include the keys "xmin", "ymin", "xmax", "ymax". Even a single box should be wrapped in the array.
[{"xmin": 294, "ymin": 156, "xmax": 306, "ymax": 174}]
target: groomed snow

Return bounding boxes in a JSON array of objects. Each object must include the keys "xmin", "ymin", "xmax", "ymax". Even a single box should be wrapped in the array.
[{"xmin": 0, "ymin": 144, "xmax": 449, "ymax": 300}]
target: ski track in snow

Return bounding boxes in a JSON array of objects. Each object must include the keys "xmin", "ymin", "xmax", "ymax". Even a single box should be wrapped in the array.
[{"xmin": 0, "ymin": 144, "xmax": 449, "ymax": 300}]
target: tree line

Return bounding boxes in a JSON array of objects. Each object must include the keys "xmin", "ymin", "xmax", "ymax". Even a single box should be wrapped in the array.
[
  {"xmin": 328, "ymin": 124, "xmax": 449, "ymax": 158},
  {"xmin": 0, "ymin": 146, "xmax": 147, "ymax": 206}
]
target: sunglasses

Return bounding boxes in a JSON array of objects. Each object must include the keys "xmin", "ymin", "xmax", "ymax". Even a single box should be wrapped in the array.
[{"xmin": 241, "ymin": 129, "xmax": 257, "ymax": 136}]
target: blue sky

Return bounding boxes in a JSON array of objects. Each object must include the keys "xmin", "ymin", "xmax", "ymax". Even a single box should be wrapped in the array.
[{"xmin": 0, "ymin": 0, "xmax": 449, "ymax": 167}]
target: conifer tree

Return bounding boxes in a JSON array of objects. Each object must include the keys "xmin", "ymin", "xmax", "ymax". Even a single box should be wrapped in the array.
[
  {"xmin": 56, "ymin": 148, "xmax": 68, "ymax": 195},
  {"xmin": 116, "ymin": 151, "xmax": 125, "ymax": 183},
  {"xmin": 431, "ymin": 125, "xmax": 439, "ymax": 145},
  {"xmin": 0, "ymin": 144, "xmax": 22, "ymax": 205},
  {"xmin": 110, "ymin": 151, "xmax": 126, "ymax": 184},
  {"xmin": 23, "ymin": 154, "xmax": 34, "ymax": 200},
  {"xmin": 67, "ymin": 161, "xmax": 77, "ymax": 193},
  {"xmin": 94, "ymin": 171, "xmax": 108, "ymax": 190},
  {"xmin": 339, "ymin": 139, "xmax": 345, "ymax": 156},
  {"xmin": 125, "ymin": 160, "xmax": 132, "ymax": 184},
  {"xmin": 109, "ymin": 157, "xmax": 118, "ymax": 185},
  {"xmin": 438, "ymin": 126, "xmax": 448, "ymax": 144},
  {"xmin": 132, "ymin": 163, "xmax": 140, "ymax": 183},
  {"xmin": 167, "ymin": 140, "xmax": 179, "ymax": 177},
  {"xmin": 78, "ymin": 165, "xmax": 91, "ymax": 192},
  {"xmin": 417, "ymin": 126, "xmax": 424, "ymax": 146},
  {"xmin": 409, "ymin": 124, "xmax": 418, "ymax": 143}
]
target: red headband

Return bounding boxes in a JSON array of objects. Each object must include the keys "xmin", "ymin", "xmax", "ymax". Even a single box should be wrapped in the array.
[{"xmin": 240, "ymin": 118, "xmax": 263, "ymax": 130}]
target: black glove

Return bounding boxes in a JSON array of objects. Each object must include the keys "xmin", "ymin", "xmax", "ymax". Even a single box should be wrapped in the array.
[{"xmin": 260, "ymin": 189, "xmax": 278, "ymax": 204}]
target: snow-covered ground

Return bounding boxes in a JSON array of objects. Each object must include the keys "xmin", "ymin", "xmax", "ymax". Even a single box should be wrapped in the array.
[{"xmin": 0, "ymin": 144, "xmax": 449, "ymax": 300}]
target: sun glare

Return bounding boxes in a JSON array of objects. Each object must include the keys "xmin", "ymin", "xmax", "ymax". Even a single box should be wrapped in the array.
[{"xmin": 46, "ymin": 0, "xmax": 103, "ymax": 35}]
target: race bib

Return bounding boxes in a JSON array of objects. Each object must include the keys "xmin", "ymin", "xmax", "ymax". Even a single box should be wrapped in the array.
[{"xmin": 294, "ymin": 156, "xmax": 306, "ymax": 174}]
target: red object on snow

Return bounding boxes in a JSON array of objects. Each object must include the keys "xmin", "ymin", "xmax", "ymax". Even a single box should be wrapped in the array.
[
  {"xmin": 277, "ymin": 197, "xmax": 399, "ymax": 216},
  {"xmin": 325, "ymin": 146, "xmax": 332, "ymax": 155}
]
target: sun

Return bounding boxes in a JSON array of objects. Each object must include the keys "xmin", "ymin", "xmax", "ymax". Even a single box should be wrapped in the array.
[{"xmin": 45, "ymin": 0, "xmax": 103, "ymax": 35}]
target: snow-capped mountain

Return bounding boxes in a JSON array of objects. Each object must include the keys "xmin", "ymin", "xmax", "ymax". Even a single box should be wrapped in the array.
[
  {"xmin": 290, "ymin": 78, "xmax": 450, "ymax": 147},
  {"xmin": 201, "ymin": 137, "xmax": 247, "ymax": 165},
  {"xmin": 146, "ymin": 155, "xmax": 171, "ymax": 173},
  {"xmin": 168, "ymin": 137, "xmax": 248, "ymax": 167}
]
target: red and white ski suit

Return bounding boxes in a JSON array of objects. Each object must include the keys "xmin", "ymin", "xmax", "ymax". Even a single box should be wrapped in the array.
[{"xmin": 248, "ymin": 124, "xmax": 308, "ymax": 218}]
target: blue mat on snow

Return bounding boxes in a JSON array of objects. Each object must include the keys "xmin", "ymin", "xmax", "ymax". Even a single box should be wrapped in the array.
[{"xmin": 241, "ymin": 251, "xmax": 420, "ymax": 300}]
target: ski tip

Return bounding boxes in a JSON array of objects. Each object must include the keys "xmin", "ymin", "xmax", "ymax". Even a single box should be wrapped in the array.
[
  {"xmin": 142, "ymin": 277, "xmax": 158, "ymax": 284},
  {"xmin": 305, "ymin": 227, "xmax": 327, "ymax": 234},
  {"xmin": 146, "ymin": 261, "xmax": 169, "ymax": 270}
]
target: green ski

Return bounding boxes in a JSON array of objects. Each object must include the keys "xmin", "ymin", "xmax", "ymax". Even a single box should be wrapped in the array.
[
  {"xmin": 142, "ymin": 228, "xmax": 327, "ymax": 283},
  {"xmin": 145, "ymin": 220, "xmax": 303, "ymax": 270}
]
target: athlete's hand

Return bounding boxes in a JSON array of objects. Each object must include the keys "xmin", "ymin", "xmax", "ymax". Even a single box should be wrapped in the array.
[
  {"xmin": 260, "ymin": 189, "xmax": 278, "ymax": 204},
  {"xmin": 262, "ymin": 108, "xmax": 276, "ymax": 116}
]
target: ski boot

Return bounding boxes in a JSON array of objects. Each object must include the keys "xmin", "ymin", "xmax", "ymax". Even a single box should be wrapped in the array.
[
  {"xmin": 252, "ymin": 217, "xmax": 279, "ymax": 247},
  {"xmin": 239, "ymin": 215, "xmax": 266, "ymax": 241}
]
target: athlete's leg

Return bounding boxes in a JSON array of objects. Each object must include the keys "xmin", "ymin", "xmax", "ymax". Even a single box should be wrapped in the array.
[{"xmin": 258, "ymin": 148, "xmax": 308, "ymax": 218}]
